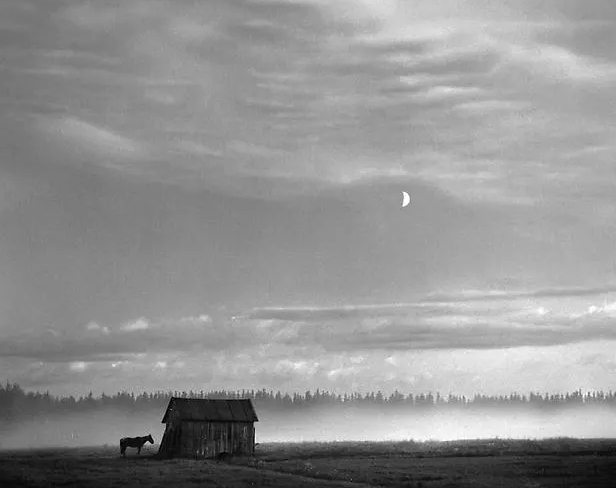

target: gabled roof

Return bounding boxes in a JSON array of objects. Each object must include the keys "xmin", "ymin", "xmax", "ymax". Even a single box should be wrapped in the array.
[{"xmin": 161, "ymin": 397, "xmax": 259, "ymax": 423}]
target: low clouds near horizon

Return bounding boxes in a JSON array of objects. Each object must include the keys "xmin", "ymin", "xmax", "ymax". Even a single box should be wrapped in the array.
[
  {"xmin": 1, "ymin": 0, "xmax": 616, "ymax": 397},
  {"xmin": 2, "ymin": 285, "xmax": 616, "ymax": 397}
]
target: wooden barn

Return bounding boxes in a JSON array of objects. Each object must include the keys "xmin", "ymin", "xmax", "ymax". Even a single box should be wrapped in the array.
[{"xmin": 157, "ymin": 397, "xmax": 258, "ymax": 459}]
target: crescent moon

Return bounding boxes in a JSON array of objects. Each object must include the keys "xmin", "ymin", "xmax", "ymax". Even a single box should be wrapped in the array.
[{"xmin": 401, "ymin": 191, "xmax": 410, "ymax": 208}]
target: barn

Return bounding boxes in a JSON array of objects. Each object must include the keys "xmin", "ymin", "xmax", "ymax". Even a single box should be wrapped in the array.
[{"xmin": 157, "ymin": 397, "xmax": 258, "ymax": 459}]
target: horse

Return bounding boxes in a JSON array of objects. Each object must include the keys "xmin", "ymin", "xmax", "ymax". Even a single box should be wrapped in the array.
[{"xmin": 120, "ymin": 434, "xmax": 154, "ymax": 456}]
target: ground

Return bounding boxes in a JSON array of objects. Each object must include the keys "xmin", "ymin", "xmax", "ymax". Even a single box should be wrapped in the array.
[{"xmin": 0, "ymin": 438, "xmax": 614, "ymax": 487}]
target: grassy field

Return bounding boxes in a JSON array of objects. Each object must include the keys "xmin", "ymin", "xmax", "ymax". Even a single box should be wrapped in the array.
[{"xmin": 0, "ymin": 438, "xmax": 615, "ymax": 487}]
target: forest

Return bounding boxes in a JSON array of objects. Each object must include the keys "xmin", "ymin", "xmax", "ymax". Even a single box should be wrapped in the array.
[{"xmin": 2, "ymin": 382, "xmax": 615, "ymax": 421}]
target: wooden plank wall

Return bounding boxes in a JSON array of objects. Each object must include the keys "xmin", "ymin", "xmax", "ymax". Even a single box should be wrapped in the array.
[
  {"xmin": 158, "ymin": 421, "xmax": 184, "ymax": 457},
  {"xmin": 175, "ymin": 421, "xmax": 255, "ymax": 458}
]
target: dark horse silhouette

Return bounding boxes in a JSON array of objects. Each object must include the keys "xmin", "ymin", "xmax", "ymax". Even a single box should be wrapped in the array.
[{"xmin": 120, "ymin": 434, "xmax": 154, "ymax": 456}]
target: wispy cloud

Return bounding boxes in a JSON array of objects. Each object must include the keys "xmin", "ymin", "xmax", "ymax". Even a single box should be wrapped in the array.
[
  {"xmin": 239, "ymin": 285, "xmax": 616, "ymax": 352},
  {"xmin": 43, "ymin": 117, "xmax": 143, "ymax": 159},
  {"xmin": 4, "ymin": 285, "xmax": 616, "ymax": 367},
  {"xmin": 2, "ymin": 0, "xmax": 616, "ymax": 205},
  {"xmin": 423, "ymin": 284, "xmax": 616, "ymax": 302},
  {"xmin": 0, "ymin": 314, "xmax": 224, "ymax": 363},
  {"xmin": 120, "ymin": 317, "xmax": 150, "ymax": 332},
  {"xmin": 505, "ymin": 42, "xmax": 616, "ymax": 83},
  {"xmin": 3, "ymin": 0, "xmax": 616, "ymax": 397}
]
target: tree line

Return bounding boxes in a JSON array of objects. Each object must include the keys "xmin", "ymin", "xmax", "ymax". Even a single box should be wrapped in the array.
[{"xmin": 1, "ymin": 382, "xmax": 615, "ymax": 420}]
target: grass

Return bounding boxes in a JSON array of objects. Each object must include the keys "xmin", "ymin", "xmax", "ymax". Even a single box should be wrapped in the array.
[{"xmin": 0, "ymin": 438, "xmax": 615, "ymax": 487}]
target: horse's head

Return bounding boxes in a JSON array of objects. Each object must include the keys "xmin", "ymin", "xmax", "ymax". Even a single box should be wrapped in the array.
[{"xmin": 147, "ymin": 434, "xmax": 154, "ymax": 444}]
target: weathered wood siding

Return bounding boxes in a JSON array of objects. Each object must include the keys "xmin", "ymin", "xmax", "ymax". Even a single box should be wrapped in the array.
[
  {"xmin": 158, "ymin": 421, "xmax": 183, "ymax": 457},
  {"xmin": 177, "ymin": 421, "xmax": 255, "ymax": 458},
  {"xmin": 160, "ymin": 418, "xmax": 255, "ymax": 458},
  {"xmin": 157, "ymin": 398, "xmax": 258, "ymax": 459}
]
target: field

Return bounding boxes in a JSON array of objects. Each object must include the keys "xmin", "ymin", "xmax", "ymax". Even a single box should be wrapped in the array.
[{"xmin": 1, "ymin": 438, "xmax": 615, "ymax": 487}]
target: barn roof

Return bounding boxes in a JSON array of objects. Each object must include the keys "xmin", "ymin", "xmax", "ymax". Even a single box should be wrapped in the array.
[{"xmin": 161, "ymin": 398, "xmax": 259, "ymax": 423}]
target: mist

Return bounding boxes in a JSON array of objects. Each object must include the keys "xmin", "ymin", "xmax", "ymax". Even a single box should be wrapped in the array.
[
  {"xmin": 0, "ymin": 408, "xmax": 162, "ymax": 451},
  {"xmin": 2, "ymin": 405, "xmax": 615, "ymax": 451},
  {"xmin": 257, "ymin": 406, "xmax": 616, "ymax": 443}
]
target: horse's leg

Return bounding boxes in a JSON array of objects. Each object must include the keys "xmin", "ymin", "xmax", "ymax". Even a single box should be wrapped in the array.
[{"xmin": 138, "ymin": 447, "xmax": 141, "ymax": 455}]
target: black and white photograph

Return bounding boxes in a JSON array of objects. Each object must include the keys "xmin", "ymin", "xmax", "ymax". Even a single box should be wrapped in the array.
[{"xmin": 1, "ymin": 1, "xmax": 616, "ymax": 486}]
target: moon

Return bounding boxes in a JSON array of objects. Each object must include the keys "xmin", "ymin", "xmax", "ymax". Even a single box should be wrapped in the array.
[{"xmin": 401, "ymin": 191, "xmax": 410, "ymax": 208}]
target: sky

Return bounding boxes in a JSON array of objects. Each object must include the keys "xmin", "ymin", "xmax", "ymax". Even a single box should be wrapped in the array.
[{"xmin": 1, "ymin": 0, "xmax": 616, "ymax": 398}]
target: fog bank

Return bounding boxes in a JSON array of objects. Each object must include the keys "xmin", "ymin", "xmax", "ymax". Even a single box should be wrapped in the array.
[
  {"xmin": 258, "ymin": 406, "xmax": 616, "ymax": 443},
  {"xmin": 0, "ymin": 409, "xmax": 162, "ymax": 450},
  {"xmin": 1, "ymin": 406, "xmax": 615, "ymax": 450}
]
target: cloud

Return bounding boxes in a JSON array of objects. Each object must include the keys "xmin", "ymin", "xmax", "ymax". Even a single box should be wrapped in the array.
[
  {"xmin": 179, "ymin": 314, "xmax": 212, "ymax": 325},
  {"xmin": 121, "ymin": 318, "xmax": 150, "ymax": 331},
  {"xmin": 3, "ymin": 282, "xmax": 616, "ymax": 368},
  {"xmin": 69, "ymin": 361, "xmax": 88, "ymax": 373},
  {"xmin": 505, "ymin": 42, "xmax": 616, "ymax": 83},
  {"xmin": 34, "ymin": 116, "xmax": 146, "ymax": 175},
  {"xmin": 3, "ymin": 0, "xmax": 615, "ymax": 207},
  {"xmin": 244, "ymin": 283, "xmax": 616, "ymax": 321},
  {"xmin": 422, "ymin": 284, "xmax": 616, "ymax": 302},
  {"xmin": 5, "ymin": 339, "xmax": 616, "ymax": 398},
  {"xmin": 86, "ymin": 322, "xmax": 109, "ymax": 335},
  {"xmin": 0, "ymin": 314, "xmax": 227, "ymax": 363},
  {"xmin": 53, "ymin": 117, "xmax": 138, "ymax": 154},
  {"xmin": 2, "ymin": 0, "xmax": 616, "ymax": 397},
  {"xmin": 241, "ymin": 285, "xmax": 616, "ymax": 352},
  {"xmin": 242, "ymin": 303, "xmax": 431, "ymax": 322}
]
